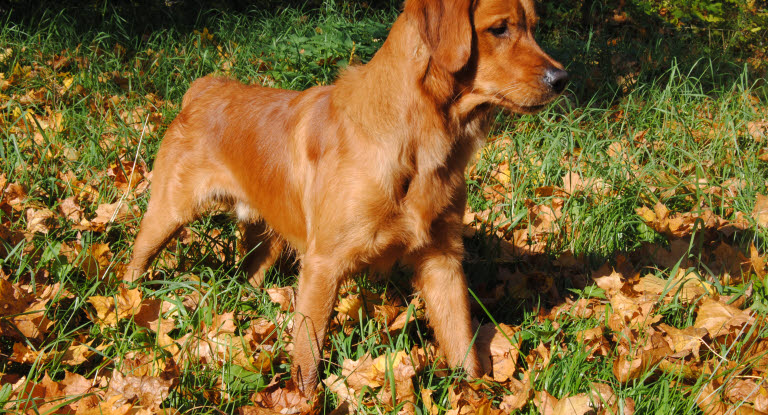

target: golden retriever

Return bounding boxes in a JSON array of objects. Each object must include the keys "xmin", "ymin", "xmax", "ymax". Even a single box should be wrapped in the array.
[{"xmin": 125, "ymin": 0, "xmax": 567, "ymax": 394}]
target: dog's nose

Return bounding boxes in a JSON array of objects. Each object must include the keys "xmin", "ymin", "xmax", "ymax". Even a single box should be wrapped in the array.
[{"xmin": 543, "ymin": 68, "xmax": 569, "ymax": 94}]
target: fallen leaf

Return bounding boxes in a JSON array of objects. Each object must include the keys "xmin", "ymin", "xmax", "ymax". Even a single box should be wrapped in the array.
[
  {"xmin": 265, "ymin": 286, "xmax": 294, "ymax": 312},
  {"xmin": 80, "ymin": 242, "xmax": 114, "ymax": 280},
  {"xmin": 753, "ymin": 194, "xmax": 768, "ymax": 228},
  {"xmin": 694, "ymin": 298, "xmax": 755, "ymax": 340},
  {"xmin": 88, "ymin": 285, "xmax": 143, "ymax": 326},
  {"xmin": 105, "ymin": 370, "xmax": 173, "ymax": 412},
  {"xmin": 476, "ymin": 323, "xmax": 519, "ymax": 382},
  {"xmin": 499, "ymin": 375, "xmax": 532, "ymax": 412},
  {"xmin": 244, "ymin": 318, "xmax": 278, "ymax": 345},
  {"xmin": 658, "ymin": 323, "xmax": 707, "ymax": 359},
  {"xmin": 696, "ymin": 382, "xmax": 728, "ymax": 415},
  {"xmin": 592, "ymin": 264, "xmax": 624, "ymax": 295},
  {"xmin": 134, "ymin": 297, "xmax": 176, "ymax": 335},
  {"xmin": 61, "ymin": 340, "xmax": 99, "ymax": 365},
  {"xmin": 12, "ymin": 298, "xmax": 53, "ymax": 340},
  {"xmin": 91, "ymin": 201, "xmax": 137, "ymax": 229},
  {"xmin": 552, "ymin": 393, "xmax": 593, "ymax": 415},
  {"xmin": 58, "ymin": 196, "xmax": 83, "ymax": 222},
  {"xmin": 251, "ymin": 378, "xmax": 311, "ymax": 413},
  {"xmin": 533, "ymin": 389, "xmax": 558, "ymax": 415},
  {"xmin": 26, "ymin": 207, "xmax": 55, "ymax": 234},
  {"xmin": 724, "ymin": 378, "xmax": 761, "ymax": 405}
]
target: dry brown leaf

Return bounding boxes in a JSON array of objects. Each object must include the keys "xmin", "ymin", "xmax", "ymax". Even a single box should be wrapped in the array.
[
  {"xmin": 90, "ymin": 201, "xmax": 138, "ymax": 229},
  {"xmin": 697, "ymin": 382, "xmax": 728, "ymax": 415},
  {"xmin": 608, "ymin": 292, "xmax": 661, "ymax": 332},
  {"xmin": 446, "ymin": 382, "xmax": 497, "ymax": 415},
  {"xmin": 552, "ymin": 393, "xmax": 593, "ymax": 415},
  {"xmin": 334, "ymin": 349, "xmax": 424, "ymax": 411},
  {"xmin": 58, "ymin": 196, "xmax": 83, "ymax": 222},
  {"xmin": 525, "ymin": 341, "xmax": 552, "ymax": 375},
  {"xmin": 122, "ymin": 351, "xmax": 180, "ymax": 379},
  {"xmin": 61, "ymin": 340, "xmax": 100, "ymax": 366},
  {"xmin": 694, "ymin": 298, "xmax": 755, "ymax": 340},
  {"xmin": 14, "ymin": 372, "xmax": 70, "ymax": 414},
  {"xmin": 373, "ymin": 304, "xmax": 401, "ymax": 326},
  {"xmin": 533, "ymin": 389, "xmax": 559, "ymax": 415},
  {"xmin": 748, "ymin": 121, "xmax": 768, "ymax": 140},
  {"xmin": 12, "ymin": 298, "xmax": 53, "ymax": 340},
  {"xmin": 265, "ymin": 286, "xmax": 295, "ymax": 311},
  {"xmin": 76, "ymin": 394, "xmax": 137, "ymax": 415},
  {"xmin": 637, "ymin": 269, "xmax": 711, "ymax": 304},
  {"xmin": 0, "ymin": 277, "xmax": 33, "ymax": 316},
  {"xmin": 105, "ymin": 371, "xmax": 173, "ymax": 413},
  {"xmin": 658, "ymin": 323, "xmax": 707, "ymax": 359},
  {"xmin": 549, "ymin": 298, "xmax": 606, "ymax": 320},
  {"xmin": 87, "ymin": 285, "xmax": 143, "ymax": 326},
  {"xmin": 724, "ymin": 379, "xmax": 762, "ymax": 405},
  {"xmin": 251, "ymin": 378, "xmax": 311, "ymax": 413},
  {"xmin": 323, "ymin": 374, "xmax": 357, "ymax": 413},
  {"xmin": 236, "ymin": 406, "xmax": 284, "ymax": 415},
  {"xmin": 26, "ymin": 207, "xmax": 55, "ymax": 234},
  {"xmin": 80, "ymin": 242, "xmax": 114, "ymax": 280},
  {"xmin": 575, "ymin": 326, "xmax": 611, "ymax": 358},
  {"xmin": 176, "ymin": 313, "xmax": 257, "ymax": 370},
  {"xmin": 563, "ymin": 171, "xmax": 610, "ymax": 195},
  {"xmin": 9, "ymin": 341, "xmax": 44, "ymax": 364},
  {"xmin": 61, "ymin": 370, "xmax": 102, "ymax": 412},
  {"xmin": 754, "ymin": 194, "xmax": 768, "ymax": 228},
  {"xmin": 388, "ymin": 298, "xmax": 424, "ymax": 332},
  {"xmin": 623, "ymin": 396, "xmax": 637, "ymax": 415},
  {"xmin": 499, "ymin": 375, "xmax": 532, "ymax": 412},
  {"xmin": 2, "ymin": 182, "xmax": 27, "ymax": 211},
  {"xmin": 588, "ymin": 382, "xmax": 618, "ymax": 411},
  {"xmin": 755, "ymin": 386, "xmax": 768, "ymax": 412},
  {"xmin": 592, "ymin": 264, "xmax": 624, "ymax": 295},
  {"xmin": 476, "ymin": 323, "xmax": 519, "ymax": 382},
  {"xmin": 134, "ymin": 297, "xmax": 176, "ymax": 335},
  {"xmin": 335, "ymin": 294, "xmax": 371, "ymax": 323},
  {"xmin": 106, "ymin": 160, "xmax": 148, "ymax": 193},
  {"xmin": 612, "ymin": 331, "xmax": 671, "ymax": 383},
  {"xmin": 419, "ymin": 388, "xmax": 440, "ymax": 415},
  {"xmin": 711, "ymin": 242, "xmax": 751, "ymax": 280},
  {"xmin": 245, "ymin": 318, "xmax": 278, "ymax": 345}
]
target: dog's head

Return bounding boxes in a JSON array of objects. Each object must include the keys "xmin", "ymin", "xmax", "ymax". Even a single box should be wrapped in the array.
[{"xmin": 407, "ymin": 0, "xmax": 568, "ymax": 114}]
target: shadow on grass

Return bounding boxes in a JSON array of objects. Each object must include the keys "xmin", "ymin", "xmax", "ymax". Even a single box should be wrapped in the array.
[
  {"xmin": 4, "ymin": 0, "xmax": 765, "ymax": 103},
  {"xmin": 462, "ymin": 220, "xmax": 761, "ymax": 326}
]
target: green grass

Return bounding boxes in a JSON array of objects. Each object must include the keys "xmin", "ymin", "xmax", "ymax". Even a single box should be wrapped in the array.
[{"xmin": 1, "ymin": 1, "xmax": 768, "ymax": 414}]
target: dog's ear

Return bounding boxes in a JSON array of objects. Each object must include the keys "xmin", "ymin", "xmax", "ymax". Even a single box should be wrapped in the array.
[{"xmin": 406, "ymin": 0, "xmax": 472, "ymax": 73}]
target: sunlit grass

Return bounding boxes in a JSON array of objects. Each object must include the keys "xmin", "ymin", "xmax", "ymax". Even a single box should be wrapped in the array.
[{"xmin": 1, "ymin": 1, "xmax": 767, "ymax": 413}]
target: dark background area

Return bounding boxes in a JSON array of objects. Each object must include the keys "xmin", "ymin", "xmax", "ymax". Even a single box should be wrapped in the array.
[{"xmin": 2, "ymin": 0, "xmax": 766, "ymax": 103}]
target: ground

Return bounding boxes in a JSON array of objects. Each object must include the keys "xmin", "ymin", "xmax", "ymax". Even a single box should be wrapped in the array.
[{"xmin": 1, "ymin": 1, "xmax": 767, "ymax": 414}]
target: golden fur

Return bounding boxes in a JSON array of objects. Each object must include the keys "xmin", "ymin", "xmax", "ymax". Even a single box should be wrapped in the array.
[{"xmin": 126, "ymin": 0, "xmax": 567, "ymax": 394}]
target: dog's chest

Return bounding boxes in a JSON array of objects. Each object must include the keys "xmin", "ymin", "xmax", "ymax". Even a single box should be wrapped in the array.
[{"xmin": 392, "ymin": 138, "xmax": 473, "ymax": 251}]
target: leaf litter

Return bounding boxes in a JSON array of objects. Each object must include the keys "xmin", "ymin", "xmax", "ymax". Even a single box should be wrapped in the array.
[{"xmin": 1, "ymin": 10, "xmax": 768, "ymax": 415}]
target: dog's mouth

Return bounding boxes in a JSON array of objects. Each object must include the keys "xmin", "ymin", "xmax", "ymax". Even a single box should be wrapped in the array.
[{"xmin": 494, "ymin": 93, "xmax": 553, "ymax": 114}]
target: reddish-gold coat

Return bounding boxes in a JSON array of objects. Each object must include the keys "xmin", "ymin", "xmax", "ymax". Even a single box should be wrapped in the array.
[{"xmin": 126, "ymin": 0, "xmax": 566, "ymax": 394}]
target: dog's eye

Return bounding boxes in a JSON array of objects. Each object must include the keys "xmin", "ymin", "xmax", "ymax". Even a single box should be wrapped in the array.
[{"xmin": 488, "ymin": 23, "xmax": 509, "ymax": 38}]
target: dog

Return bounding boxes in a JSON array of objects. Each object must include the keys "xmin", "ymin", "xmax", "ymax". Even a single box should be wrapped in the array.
[{"xmin": 125, "ymin": 0, "xmax": 567, "ymax": 394}]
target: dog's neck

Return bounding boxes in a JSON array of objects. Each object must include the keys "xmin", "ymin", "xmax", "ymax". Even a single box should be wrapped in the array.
[{"xmin": 332, "ymin": 14, "xmax": 492, "ymax": 145}]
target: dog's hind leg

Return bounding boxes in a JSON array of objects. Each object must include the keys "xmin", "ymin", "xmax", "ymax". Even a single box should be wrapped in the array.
[
  {"xmin": 124, "ymin": 139, "xmax": 212, "ymax": 282},
  {"xmin": 239, "ymin": 219, "xmax": 286, "ymax": 287},
  {"xmin": 124, "ymin": 177, "xmax": 200, "ymax": 282}
]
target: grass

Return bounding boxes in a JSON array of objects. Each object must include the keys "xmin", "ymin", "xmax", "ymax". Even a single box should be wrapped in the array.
[{"xmin": 1, "ymin": 0, "xmax": 768, "ymax": 414}]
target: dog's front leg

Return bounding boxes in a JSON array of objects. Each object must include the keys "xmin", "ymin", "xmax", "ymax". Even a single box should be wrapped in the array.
[
  {"xmin": 291, "ymin": 254, "xmax": 344, "ymax": 394},
  {"xmin": 411, "ymin": 245, "xmax": 481, "ymax": 378}
]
